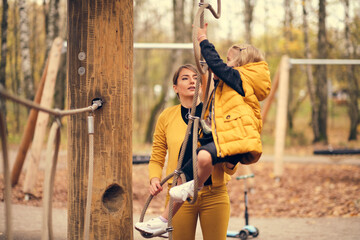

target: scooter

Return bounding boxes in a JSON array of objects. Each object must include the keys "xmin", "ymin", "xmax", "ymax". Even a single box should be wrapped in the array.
[{"xmin": 227, "ymin": 174, "xmax": 259, "ymax": 240}]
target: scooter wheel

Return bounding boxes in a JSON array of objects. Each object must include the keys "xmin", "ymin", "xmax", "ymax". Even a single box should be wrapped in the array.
[
  {"xmin": 239, "ymin": 229, "xmax": 249, "ymax": 240},
  {"xmin": 252, "ymin": 227, "xmax": 259, "ymax": 238}
]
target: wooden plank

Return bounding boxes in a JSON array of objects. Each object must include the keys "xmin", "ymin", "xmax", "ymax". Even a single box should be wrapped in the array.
[
  {"xmin": 11, "ymin": 58, "xmax": 49, "ymax": 186},
  {"xmin": 274, "ymin": 56, "xmax": 290, "ymax": 178},
  {"xmin": 261, "ymin": 63, "xmax": 280, "ymax": 124},
  {"xmin": 67, "ymin": 1, "xmax": 133, "ymax": 239},
  {"xmin": 22, "ymin": 37, "xmax": 63, "ymax": 195}
]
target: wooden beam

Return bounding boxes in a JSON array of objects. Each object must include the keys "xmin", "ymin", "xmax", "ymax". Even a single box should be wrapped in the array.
[
  {"xmin": 67, "ymin": 1, "xmax": 133, "ymax": 239},
  {"xmin": 23, "ymin": 38, "xmax": 63, "ymax": 196},
  {"xmin": 11, "ymin": 58, "xmax": 48, "ymax": 186},
  {"xmin": 274, "ymin": 55, "xmax": 290, "ymax": 179}
]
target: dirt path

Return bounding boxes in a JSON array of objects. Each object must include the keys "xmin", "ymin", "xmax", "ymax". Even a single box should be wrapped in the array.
[{"xmin": 1, "ymin": 203, "xmax": 360, "ymax": 240}]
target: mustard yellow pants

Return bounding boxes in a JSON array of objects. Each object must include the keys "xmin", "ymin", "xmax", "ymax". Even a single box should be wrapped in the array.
[{"xmin": 166, "ymin": 184, "xmax": 230, "ymax": 240}]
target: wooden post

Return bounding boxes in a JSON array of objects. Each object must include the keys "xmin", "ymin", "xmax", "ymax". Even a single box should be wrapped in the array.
[
  {"xmin": 274, "ymin": 55, "xmax": 290, "ymax": 179},
  {"xmin": 261, "ymin": 63, "xmax": 280, "ymax": 124},
  {"xmin": 67, "ymin": 1, "xmax": 133, "ymax": 239},
  {"xmin": 11, "ymin": 58, "xmax": 48, "ymax": 186},
  {"xmin": 23, "ymin": 37, "xmax": 63, "ymax": 196}
]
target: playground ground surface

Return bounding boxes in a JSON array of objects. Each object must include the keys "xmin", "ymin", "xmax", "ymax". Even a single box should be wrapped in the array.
[
  {"xmin": 1, "ymin": 203, "xmax": 360, "ymax": 240},
  {"xmin": 1, "ymin": 149, "xmax": 360, "ymax": 239}
]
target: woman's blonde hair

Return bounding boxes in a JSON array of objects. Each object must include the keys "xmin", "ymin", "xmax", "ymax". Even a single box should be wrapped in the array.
[{"xmin": 229, "ymin": 44, "xmax": 265, "ymax": 67}]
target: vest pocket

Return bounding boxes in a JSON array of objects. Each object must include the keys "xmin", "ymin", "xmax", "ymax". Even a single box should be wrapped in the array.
[{"xmin": 223, "ymin": 113, "xmax": 247, "ymax": 138}]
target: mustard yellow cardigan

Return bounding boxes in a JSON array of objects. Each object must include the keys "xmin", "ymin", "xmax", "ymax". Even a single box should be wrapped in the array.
[{"xmin": 148, "ymin": 104, "xmax": 237, "ymax": 186}]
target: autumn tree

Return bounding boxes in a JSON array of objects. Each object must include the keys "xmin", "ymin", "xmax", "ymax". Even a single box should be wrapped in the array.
[
  {"xmin": 0, "ymin": 0, "xmax": 9, "ymax": 124},
  {"xmin": 243, "ymin": 0, "xmax": 255, "ymax": 44},
  {"xmin": 343, "ymin": 0, "xmax": 359, "ymax": 140},
  {"xmin": 302, "ymin": 0, "xmax": 320, "ymax": 140},
  {"xmin": 144, "ymin": 0, "xmax": 188, "ymax": 143},
  {"xmin": 18, "ymin": 0, "xmax": 33, "ymax": 100},
  {"xmin": 314, "ymin": 0, "xmax": 328, "ymax": 143},
  {"xmin": 283, "ymin": 0, "xmax": 295, "ymax": 130},
  {"xmin": 9, "ymin": 0, "xmax": 21, "ymax": 132}
]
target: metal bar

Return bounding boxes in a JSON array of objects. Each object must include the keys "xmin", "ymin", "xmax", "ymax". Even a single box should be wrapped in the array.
[
  {"xmin": 289, "ymin": 58, "xmax": 360, "ymax": 65},
  {"xmin": 134, "ymin": 43, "xmax": 193, "ymax": 50}
]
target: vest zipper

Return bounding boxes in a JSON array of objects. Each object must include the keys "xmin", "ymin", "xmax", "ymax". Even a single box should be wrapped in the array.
[{"xmin": 211, "ymin": 82, "xmax": 222, "ymax": 158}]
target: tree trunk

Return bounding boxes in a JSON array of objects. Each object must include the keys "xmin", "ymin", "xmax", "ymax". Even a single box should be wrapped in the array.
[
  {"xmin": 46, "ymin": 0, "xmax": 60, "ymax": 52},
  {"xmin": 44, "ymin": 0, "xmax": 65, "ymax": 109},
  {"xmin": 243, "ymin": 0, "xmax": 254, "ymax": 44},
  {"xmin": 302, "ymin": 0, "xmax": 320, "ymax": 141},
  {"xmin": 0, "ymin": 0, "xmax": 9, "ymax": 124},
  {"xmin": 18, "ymin": 0, "xmax": 34, "ymax": 100},
  {"xmin": 314, "ymin": 0, "xmax": 328, "ymax": 143},
  {"xmin": 263, "ymin": 0, "xmax": 269, "ymax": 55},
  {"xmin": 11, "ymin": 0, "xmax": 21, "ymax": 132},
  {"xmin": 144, "ymin": 0, "xmax": 186, "ymax": 143},
  {"xmin": 284, "ymin": 0, "xmax": 295, "ymax": 130},
  {"xmin": 343, "ymin": 0, "xmax": 359, "ymax": 140},
  {"xmin": 283, "ymin": 0, "xmax": 293, "ymax": 43}
]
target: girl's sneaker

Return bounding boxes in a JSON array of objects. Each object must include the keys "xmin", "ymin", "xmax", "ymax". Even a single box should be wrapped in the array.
[
  {"xmin": 135, "ymin": 217, "xmax": 168, "ymax": 238},
  {"xmin": 169, "ymin": 180, "xmax": 195, "ymax": 202}
]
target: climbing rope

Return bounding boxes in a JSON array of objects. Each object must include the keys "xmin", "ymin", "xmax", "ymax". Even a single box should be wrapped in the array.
[
  {"xmin": 42, "ymin": 119, "xmax": 61, "ymax": 240},
  {"xmin": 84, "ymin": 114, "xmax": 95, "ymax": 240},
  {"xmin": 0, "ymin": 111, "xmax": 13, "ymax": 240},
  {"xmin": 0, "ymin": 84, "xmax": 103, "ymax": 240},
  {"xmin": 192, "ymin": 1, "xmax": 221, "ymax": 75}
]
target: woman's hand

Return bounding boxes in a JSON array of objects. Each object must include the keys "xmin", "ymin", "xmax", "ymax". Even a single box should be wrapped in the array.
[
  {"xmin": 196, "ymin": 23, "xmax": 208, "ymax": 43},
  {"xmin": 149, "ymin": 177, "xmax": 163, "ymax": 196}
]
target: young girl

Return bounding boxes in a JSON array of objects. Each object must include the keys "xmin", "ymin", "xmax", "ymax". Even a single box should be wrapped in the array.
[{"xmin": 170, "ymin": 23, "xmax": 271, "ymax": 202}]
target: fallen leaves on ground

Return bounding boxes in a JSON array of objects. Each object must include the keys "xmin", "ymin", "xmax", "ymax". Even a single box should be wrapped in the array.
[{"xmin": 1, "ymin": 160, "xmax": 360, "ymax": 218}]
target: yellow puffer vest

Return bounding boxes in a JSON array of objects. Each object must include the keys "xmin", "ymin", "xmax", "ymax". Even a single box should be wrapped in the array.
[{"xmin": 207, "ymin": 61, "xmax": 271, "ymax": 164}]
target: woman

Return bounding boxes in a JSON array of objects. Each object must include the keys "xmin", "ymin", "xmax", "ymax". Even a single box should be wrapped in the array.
[{"xmin": 135, "ymin": 64, "xmax": 237, "ymax": 240}]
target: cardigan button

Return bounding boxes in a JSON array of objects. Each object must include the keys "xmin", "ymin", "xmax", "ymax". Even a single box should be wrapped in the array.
[{"xmin": 226, "ymin": 115, "xmax": 231, "ymax": 119}]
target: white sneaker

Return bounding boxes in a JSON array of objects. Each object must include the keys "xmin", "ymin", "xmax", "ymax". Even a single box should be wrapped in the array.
[
  {"xmin": 135, "ymin": 217, "xmax": 168, "ymax": 238},
  {"xmin": 169, "ymin": 180, "xmax": 195, "ymax": 202}
]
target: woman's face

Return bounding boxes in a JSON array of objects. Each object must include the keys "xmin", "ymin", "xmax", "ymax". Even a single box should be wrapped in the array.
[{"xmin": 173, "ymin": 68, "xmax": 198, "ymax": 100}]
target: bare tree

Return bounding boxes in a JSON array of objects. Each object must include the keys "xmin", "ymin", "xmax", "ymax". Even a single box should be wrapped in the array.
[
  {"xmin": 283, "ymin": 0, "xmax": 293, "ymax": 45},
  {"xmin": 314, "ymin": 0, "xmax": 328, "ymax": 143},
  {"xmin": 0, "ymin": 0, "xmax": 9, "ymax": 123},
  {"xmin": 302, "ymin": 0, "xmax": 320, "ymax": 141},
  {"xmin": 263, "ymin": 0, "xmax": 269, "ymax": 55},
  {"xmin": 18, "ymin": 0, "xmax": 34, "ymax": 100},
  {"xmin": 44, "ymin": 0, "xmax": 65, "ymax": 109},
  {"xmin": 243, "ymin": 0, "xmax": 255, "ymax": 44},
  {"xmin": 343, "ymin": 0, "xmax": 359, "ymax": 140},
  {"xmin": 144, "ymin": 0, "xmax": 186, "ymax": 143},
  {"xmin": 10, "ymin": 0, "xmax": 21, "ymax": 132},
  {"xmin": 45, "ymin": 0, "xmax": 60, "ymax": 53},
  {"xmin": 284, "ymin": 0, "xmax": 295, "ymax": 130}
]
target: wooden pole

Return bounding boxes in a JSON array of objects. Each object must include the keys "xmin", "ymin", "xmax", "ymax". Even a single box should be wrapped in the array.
[
  {"xmin": 23, "ymin": 38, "xmax": 63, "ymax": 196},
  {"xmin": 274, "ymin": 55, "xmax": 290, "ymax": 179},
  {"xmin": 261, "ymin": 63, "xmax": 280, "ymax": 124},
  {"xmin": 67, "ymin": 1, "xmax": 133, "ymax": 239}
]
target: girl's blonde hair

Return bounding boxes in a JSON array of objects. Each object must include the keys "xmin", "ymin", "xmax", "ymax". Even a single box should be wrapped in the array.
[{"xmin": 229, "ymin": 44, "xmax": 265, "ymax": 67}]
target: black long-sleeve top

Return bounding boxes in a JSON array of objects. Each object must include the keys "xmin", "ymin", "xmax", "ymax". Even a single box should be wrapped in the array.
[{"xmin": 200, "ymin": 39, "xmax": 245, "ymax": 96}]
